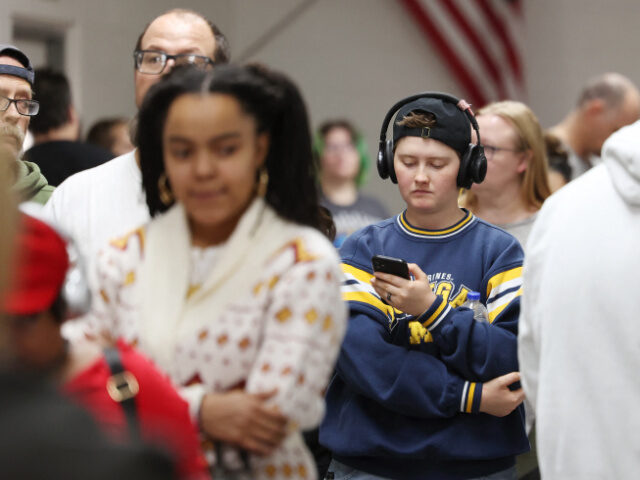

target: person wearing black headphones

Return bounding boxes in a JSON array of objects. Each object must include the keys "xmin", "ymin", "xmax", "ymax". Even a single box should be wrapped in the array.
[{"xmin": 319, "ymin": 93, "xmax": 528, "ymax": 480}]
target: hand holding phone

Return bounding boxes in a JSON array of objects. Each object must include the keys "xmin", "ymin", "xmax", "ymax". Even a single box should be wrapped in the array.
[
  {"xmin": 370, "ymin": 256, "xmax": 437, "ymax": 315},
  {"xmin": 371, "ymin": 255, "xmax": 410, "ymax": 279}
]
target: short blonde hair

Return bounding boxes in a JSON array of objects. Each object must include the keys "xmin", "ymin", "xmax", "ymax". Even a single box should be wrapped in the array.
[{"xmin": 462, "ymin": 100, "xmax": 551, "ymax": 210}]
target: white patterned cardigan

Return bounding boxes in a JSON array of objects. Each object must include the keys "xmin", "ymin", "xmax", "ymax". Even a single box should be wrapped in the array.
[{"xmin": 88, "ymin": 198, "xmax": 347, "ymax": 479}]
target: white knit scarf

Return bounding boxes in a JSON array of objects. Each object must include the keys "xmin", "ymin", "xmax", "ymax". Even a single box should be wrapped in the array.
[{"xmin": 136, "ymin": 197, "xmax": 299, "ymax": 376}]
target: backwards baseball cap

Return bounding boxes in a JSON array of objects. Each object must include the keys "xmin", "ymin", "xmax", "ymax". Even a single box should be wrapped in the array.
[
  {"xmin": 0, "ymin": 44, "xmax": 35, "ymax": 86},
  {"xmin": 3, "ymin": 214, "xmax": 69, "ymax": 316},
  {"xmin": 392, "ymin": 97, "xmax": 471, "ymax": 157}
]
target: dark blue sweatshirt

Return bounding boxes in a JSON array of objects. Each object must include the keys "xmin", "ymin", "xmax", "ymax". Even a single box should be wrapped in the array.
[{"xmin": 319, "ymin": 211, "xmax": 529, "ymax": 479}]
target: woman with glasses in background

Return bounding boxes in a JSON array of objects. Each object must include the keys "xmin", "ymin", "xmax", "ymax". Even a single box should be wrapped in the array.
[
  {"xmin": 460, "ymin": 100, "xmax": 551, "ymax": 480},
  {"xmin": 460, "ymin": 101, "xmax": 551, "ymax": 248}
]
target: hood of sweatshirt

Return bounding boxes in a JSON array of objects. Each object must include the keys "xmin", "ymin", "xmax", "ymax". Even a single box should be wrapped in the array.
[
  {"xmin": 602, "ymin": 120, "xmax": 640, "ymax": 206},
  {"xmin": 12, "ymin": 160, "xmax": 54, "ymax": 205}
]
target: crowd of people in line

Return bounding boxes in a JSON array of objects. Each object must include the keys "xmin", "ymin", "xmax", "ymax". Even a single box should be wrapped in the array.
[{"xmin": 1, "ymin": 7, "xmax": 640, "ymax": 480}]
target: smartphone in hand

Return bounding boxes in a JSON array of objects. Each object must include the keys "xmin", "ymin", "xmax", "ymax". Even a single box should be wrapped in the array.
[{"xmin": 371, "ymin": 255, "xmax": 410, "ymax": 280}]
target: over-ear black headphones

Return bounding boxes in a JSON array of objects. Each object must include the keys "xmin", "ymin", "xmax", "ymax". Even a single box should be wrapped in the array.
[{"xmin": 377, "ymin": 92, "xmax": 487, "ymax": 189}]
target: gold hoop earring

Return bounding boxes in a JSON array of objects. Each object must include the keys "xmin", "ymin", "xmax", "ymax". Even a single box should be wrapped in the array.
[
  {"xmin": 158, "ymin": 172, "xmax": 174, "ymax": 205},
  {"xmin": 257, "ymin": 167, "xmax": 269, "ymax": 198}
]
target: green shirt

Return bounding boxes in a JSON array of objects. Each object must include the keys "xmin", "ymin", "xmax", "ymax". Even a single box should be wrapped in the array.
[{"xmin": 12, "ymin": 160, "xmax": 55, "ymax": 205}]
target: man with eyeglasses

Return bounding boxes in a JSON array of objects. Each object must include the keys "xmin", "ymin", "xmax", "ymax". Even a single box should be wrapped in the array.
[
  {"xmin": 0, "ymin": 44, "xmax": 54, "ymax": 204},
  {"xmin": 43, "ymin": 9, "xmax": 229, "ymax": 287}
]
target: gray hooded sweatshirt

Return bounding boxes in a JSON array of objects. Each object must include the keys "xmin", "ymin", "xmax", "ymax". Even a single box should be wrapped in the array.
[{"xmin": 518, "ymin": 119, "xmax": 640, "ymax": 480}]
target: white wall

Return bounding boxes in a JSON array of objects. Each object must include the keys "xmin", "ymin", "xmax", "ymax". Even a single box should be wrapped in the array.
[
  {"xmin": 2, "ymin": 0, "xmax": 640, "ymax": 212},
  {"xmin": 524, "ymin": 0, "xmax": 640, "ymax": 126},
  {"xmin": 230, "ymin": 0, "xmax": 465, "ymax": 213}
]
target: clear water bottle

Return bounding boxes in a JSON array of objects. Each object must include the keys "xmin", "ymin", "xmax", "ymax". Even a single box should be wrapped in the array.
[{"xmin": 462, "ymin": 291, "xmax": 489, "ymax": 323}]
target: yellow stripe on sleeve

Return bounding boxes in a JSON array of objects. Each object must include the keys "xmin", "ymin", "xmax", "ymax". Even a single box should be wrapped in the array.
[
  {"xmin": 465, "ymin": 382, "xmax": 476, "ymax": 413},
  {"xmin": 485, "ymin": 266, "xmax": 523, "ymax": 298},
  {"xmin": 343, "ymin": 291, "xmax": 396, "ymax": 318},
  {"xmin": 342, "ymin": 263, "xmax": 374, "ymax": 284},
  {"xmin": 487, "ymin": 287, "xmax": 523, "ymax": 323},
  {"xmin": 342, "ymin": 263, "xmax": 406, "ymax": 324},
  {"xmin": 422, "ymin": 298, "xmax": 447, "ymax": 328}
]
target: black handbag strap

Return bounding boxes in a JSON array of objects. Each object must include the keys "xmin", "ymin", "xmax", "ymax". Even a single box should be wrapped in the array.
[{"xmin": 104, "ymin": 346, "xmax": 140, "ymax": 439}]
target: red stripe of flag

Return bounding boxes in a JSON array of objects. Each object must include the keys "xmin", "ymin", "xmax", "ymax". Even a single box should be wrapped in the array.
[
  {"xmin": 441, "ymin": 0, "xmax": 507, "ymax": 99},
  {"xmin": 477, "ymin": 0, "xmax": 523, "ymax": 85},
  {"xmin": 399, "ymin": 0, "xmax": 488, "ymax": 106}
]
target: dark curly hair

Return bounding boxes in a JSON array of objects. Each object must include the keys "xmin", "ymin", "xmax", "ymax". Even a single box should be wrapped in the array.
[{"xmin": 136, "ymin": 64, "xmax": 332, "ymax": 236}]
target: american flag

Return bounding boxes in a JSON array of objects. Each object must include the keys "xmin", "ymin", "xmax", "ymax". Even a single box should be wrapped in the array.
[{"xmin": 399, "ymin": 0, "xmax": 526, "ymax": 107}]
